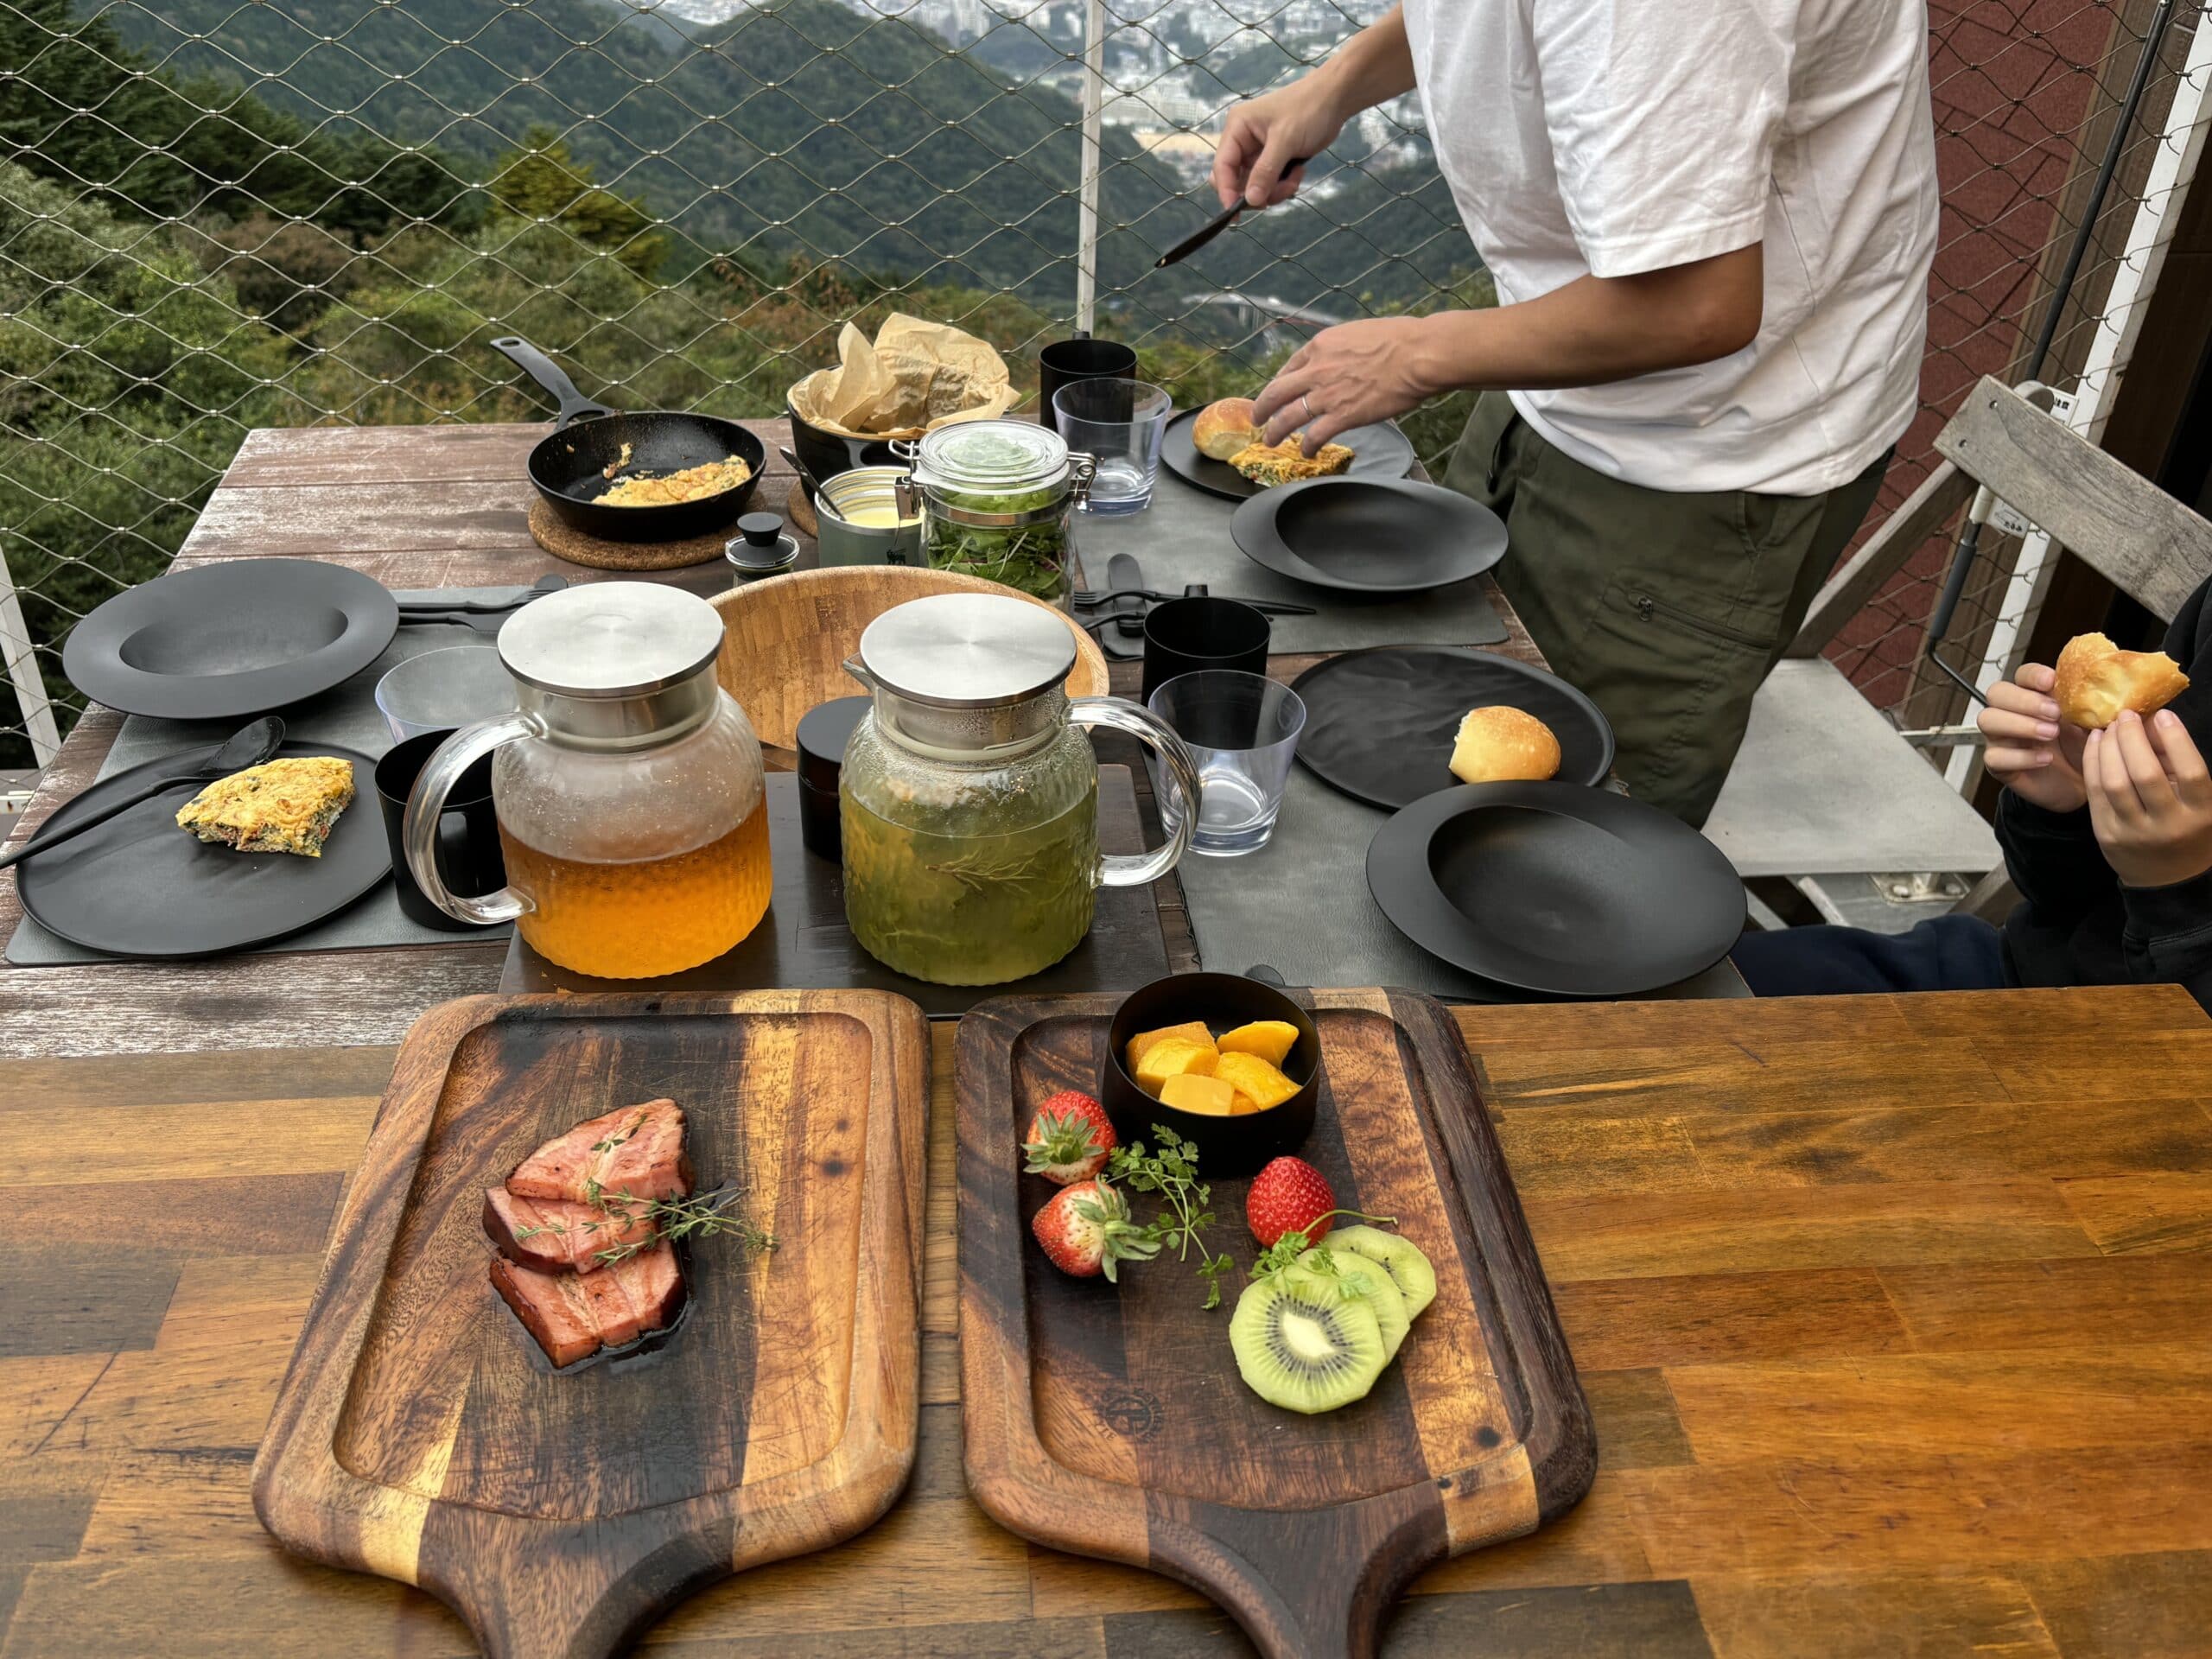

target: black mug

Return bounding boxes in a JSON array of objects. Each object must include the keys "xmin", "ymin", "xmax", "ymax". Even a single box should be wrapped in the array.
[
  {"xmin": 1038, "ymin": 336, "xmax": 1138, "ymax": 439},
  {"xmin": 376, "ymin": 729, "xmax": 505, "ymax": 931},
  {"xmin": 1140, "ymin": 595, "xmax": 1271, "ymax": 706}
]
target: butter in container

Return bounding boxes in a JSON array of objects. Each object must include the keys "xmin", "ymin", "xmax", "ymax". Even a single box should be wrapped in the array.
[{"xmin": 816, "ymin": 466, "xmax": 924, "ymax": 568}]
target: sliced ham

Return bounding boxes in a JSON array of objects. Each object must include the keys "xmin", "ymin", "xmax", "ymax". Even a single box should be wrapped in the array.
[
  {"xmin": 505, "ymin": 1099, "xmax": 691, "ymax": 1205},
  {"xmin": 489, "ymin": 1242, "xmax": 687, "ymax": 1368},
  {"xmin": 482, "ymin": 1186, "xmax": 657, "ymax": 1274}
]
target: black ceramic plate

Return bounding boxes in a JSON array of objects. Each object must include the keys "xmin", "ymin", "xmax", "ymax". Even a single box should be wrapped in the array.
[
  {"xmin": 1231, "ymin": 476, "xmax": 1508, "ymax": 595},
  {"xmin": 64, "ymin": 559, "xmax": 399, "ymax": 719},
  {"xmin": 1291, "ymin": 645, "xmax": 1614, "ymax": 810},
  {"xmin": 1366, "ymin": 782, "xmax": 1745, "ymax": 998},
  {"xmin": 1160, "ymin": 407, "xmax": 1415, "ymax": 502},
  {"xmin": 16, "ymin": 742, "xmax": 390, "ymax": 957}
]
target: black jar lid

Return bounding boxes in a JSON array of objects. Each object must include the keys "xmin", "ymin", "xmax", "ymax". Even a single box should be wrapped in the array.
[{"xmin": 797, "ymin": 695, "xmax": 872, "ymax": 793}]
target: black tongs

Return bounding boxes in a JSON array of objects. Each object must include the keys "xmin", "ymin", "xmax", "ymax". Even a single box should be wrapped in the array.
[{"xmin": 1153, "ymin": 160, "xmax": 1310, "ymax": 270}]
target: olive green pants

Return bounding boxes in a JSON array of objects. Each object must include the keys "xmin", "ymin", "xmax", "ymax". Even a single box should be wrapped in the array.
[{"xmin": 1445, "ymin": 393, "xmax": 1888, "ymax": 827}]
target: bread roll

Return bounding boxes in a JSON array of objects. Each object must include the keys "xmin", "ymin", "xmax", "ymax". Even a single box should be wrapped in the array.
[
  {"xmin": 1192, "ymin": 397, "xmax": 1262, "ymax": 461},
  {"xmin": 2053, "ymin": 632, "xmax": 2190, "ymax": 730},
  {"xmin": 1449, "ymin": 706, "xmax": 1562, "ymax": 784}
]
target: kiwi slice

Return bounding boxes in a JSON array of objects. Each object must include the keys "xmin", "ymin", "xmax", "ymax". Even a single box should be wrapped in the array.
[
  {"xmin": 1230, "ymin": 1271, "xmax": 1388, "ymax": 1414},
  {"xmin": 1295, "ymin": 1250, "xmax": 1410, "ymax": 1359},
  {"xmin": 1326, "ymin": 1226, "xmax": 1439, "ymax": 1319}
]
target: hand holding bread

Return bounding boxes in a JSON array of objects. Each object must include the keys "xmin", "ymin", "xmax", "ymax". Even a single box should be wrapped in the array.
[
  {"xmin": 1192, "ymin": 397, "xmax": 1354, "ymax": 486},
  {"xmin": 2083, "ymin": 709, "xmax": 2212, "ymax": 888},
  {"xmin": 1979, "ymin": 663, "xmax": 2088, "ymax": 814}
]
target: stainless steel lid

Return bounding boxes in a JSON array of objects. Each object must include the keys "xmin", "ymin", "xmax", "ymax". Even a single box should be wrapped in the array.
[
  {"xmin": 499, "ymin": 582, "xmax": 723, "ymax": 696},
  {"xmin": 856, "ymin": 593, "xmax": 1075, "ymax": 709}
]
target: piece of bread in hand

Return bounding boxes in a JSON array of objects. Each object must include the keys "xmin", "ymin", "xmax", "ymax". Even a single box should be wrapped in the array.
[
  {"xmin": 2053, "ymin": 631, "xmax": 2190, "ymax": 729},
  {"xmin": 1192, "ymin": 397, "xmax": 1263, "ymax": 461},
  {"xmin": 1449, "ymin": 706, "xmax": 1562, "ymax": 784}
]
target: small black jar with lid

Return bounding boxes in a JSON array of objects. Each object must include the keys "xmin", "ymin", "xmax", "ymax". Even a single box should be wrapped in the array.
[{"xmin": 796, "ymin": 695, "xmax": 872, "ymax": 861}]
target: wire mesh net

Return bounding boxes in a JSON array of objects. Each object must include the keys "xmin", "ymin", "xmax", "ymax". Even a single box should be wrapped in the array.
[{"xmin": 0, "ymin": 0, "xmax": 2200, "ymax": 773}]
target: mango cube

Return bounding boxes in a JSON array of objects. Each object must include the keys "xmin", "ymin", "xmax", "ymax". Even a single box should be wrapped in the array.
[
  {"xmin": 1127, "ymin": 1021, "xmax": 1217, "ymax": 1072},
  {"xmin": 1212, "ymin": 1052, "xmax": 1299, "ymax": 1111},
  {"xmin": 1229, "ymin": 1091, "xmax": 1262, "ymax": 1116},
  {"xmin": 1135, "ymin": 1038, "xmax": 1217, "ymax": 1096},
  {"xmin": 1217, "ymin": 1020, "xmax": 1300, "ymax": 1066},
  {"xmin": 1159, "ymin": 1073, "xmax": 1236, "ymax": 1116}
]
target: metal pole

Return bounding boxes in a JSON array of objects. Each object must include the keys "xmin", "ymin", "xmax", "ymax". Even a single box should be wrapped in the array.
[{"xmin": 1076, "ymin": 0, "xmax": 1105, "ymax": 334}]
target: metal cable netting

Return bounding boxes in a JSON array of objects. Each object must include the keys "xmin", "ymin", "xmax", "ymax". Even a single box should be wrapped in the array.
[{"xmin": 0, "ymin": 0, "xmax": 2202, "ymax": 774}]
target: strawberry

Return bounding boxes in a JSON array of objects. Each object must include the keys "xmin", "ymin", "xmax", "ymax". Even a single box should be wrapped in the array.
[
  {"xmin": 1022, "ymin": 1090, "xmax": 1117, "ymax": 1185},
  {"xmin": 1030, "ymin": 1179, "xmax": 1160, "ymax": 1282},
  {"xmin": 1245, "ymin": 1156, "xmax": 1338, "ymax": 1249}
]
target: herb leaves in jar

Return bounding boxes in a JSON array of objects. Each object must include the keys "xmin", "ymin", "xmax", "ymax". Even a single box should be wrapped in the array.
[{"xmin": 909, "ymin": 422, "xmax": 1085, "ymax": 603}]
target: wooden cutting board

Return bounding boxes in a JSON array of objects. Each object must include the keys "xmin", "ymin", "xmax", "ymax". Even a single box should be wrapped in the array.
[
  {"xmin": 254, "ymin": 989, "xmax": 931, "ymax": 1658},
  {"xmin": 957, "ymin": 987, "xmax": 1594, "ymax": 1659}
]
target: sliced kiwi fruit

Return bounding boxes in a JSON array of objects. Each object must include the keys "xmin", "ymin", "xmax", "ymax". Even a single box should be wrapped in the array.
[
  {"xmin": 1325, "ymin": 1226, "xmax": 1438, "ymax": 1319},
  {"xmin": 1230, "ymin": 1271, "xmax": 1388, "ymax": 1414},
  {"xmin": 1295, "ymin": 1249, "xmax": 1410, "ymax": 1359}
]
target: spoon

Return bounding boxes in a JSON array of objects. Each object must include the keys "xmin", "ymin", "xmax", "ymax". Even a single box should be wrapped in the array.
[{"xmin": 0, "ymin": 716, "xmax": 287, "ymax": 872}]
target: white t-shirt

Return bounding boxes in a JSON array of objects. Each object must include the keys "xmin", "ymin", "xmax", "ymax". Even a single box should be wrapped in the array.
[{"xmin": 1400, "ymin": 0, "xmax": 1940, "ymax": 496}]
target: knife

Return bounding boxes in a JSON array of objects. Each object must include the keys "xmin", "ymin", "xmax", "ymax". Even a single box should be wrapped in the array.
[{"xmin": 1153, "ymin": 162, "xmax": 1310, "ymax": 270}]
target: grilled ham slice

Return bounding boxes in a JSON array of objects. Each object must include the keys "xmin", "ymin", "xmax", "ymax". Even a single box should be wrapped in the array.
[
  {"xmin": 505, "ymin": 1099, "xmax": 691, "ymax": 1205},
  {"xmin": 482, "ymin": 1186, "xmax": 657, "ymax": 1274},
  {"xmin": 489, "ymin": 1242, "xmax": 687, "ymax": 1367}
]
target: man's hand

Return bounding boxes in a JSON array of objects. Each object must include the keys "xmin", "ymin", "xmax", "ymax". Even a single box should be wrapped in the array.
[
  {"xmin": 1211, "ymin": 79, "xmax": 1343, "ymax": 210},
  {"xmin": 1250, "ymin": 317, "xmax": 1436, "ymax": 451},
  {"xmin": 1980, "ymin": 662, "xmax": 2088, "ymax": 814},
  {"xmin": 2085, "ymin": 709, "xmax": 2212, "ymax": 889}
]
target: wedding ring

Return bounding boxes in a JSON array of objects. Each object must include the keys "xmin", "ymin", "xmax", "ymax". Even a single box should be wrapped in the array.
[{"xmin": 1300, "ymin": 392, "xmax": 1315, "ymax": 423}]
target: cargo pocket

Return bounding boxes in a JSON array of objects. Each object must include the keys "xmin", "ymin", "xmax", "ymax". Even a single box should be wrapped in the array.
[{"xmin": 1599, "ymin": 575, "xmax": 1783, "ymax": 655}]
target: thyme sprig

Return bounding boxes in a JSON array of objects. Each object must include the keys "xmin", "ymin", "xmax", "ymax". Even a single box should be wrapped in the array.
[
  {"xmin": 513, "ymin": 1181, "xmax": 778, "ymax": 1268},
  {"xmin": 1109, "ymin": 1126, "xmax": 1236, "ymax": 1310}
]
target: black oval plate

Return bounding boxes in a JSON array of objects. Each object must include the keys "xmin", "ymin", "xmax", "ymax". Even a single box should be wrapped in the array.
[
  {"xmin": 1291, "ymin": 645, "xmax": 1614, "ymax": 810},
  {"xmin": 1230, "ymin": 475, "xmax": 1507, "ymax": 595},
  {"xmin": 16, "ymin": 742, "xmax": 391, "ymax": 958},
  {"xmin": 1366, "ymin": 782, "xmax": 1745, "ymax": 998},
  {"xmin": 1159, "ymin": 407, "xmax": 1415, "ymax": 502},
  {"xmin": 64, "ymin": 560, "xmax": 399, "ymax": 720}
]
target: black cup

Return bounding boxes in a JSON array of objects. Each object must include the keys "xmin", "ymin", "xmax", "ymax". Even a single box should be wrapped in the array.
[
  {"xmin": 1139, "ymin": 594, "xmax": 1271, "ymax": 705},
  {"xmin": 375, "ymin": 729, "xmax": 506, "ymax": 931},
  {"xmin": 1037, "ymin": 336, "xmax": 1138, "ymax": 439}
]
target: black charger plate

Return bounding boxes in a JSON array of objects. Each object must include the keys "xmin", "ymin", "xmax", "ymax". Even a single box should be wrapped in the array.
[
  {"xmin": 1292, "ymin": 645, "xmax": 1614, "ymax": 810},
  {"xmin": 15, "ymin": 742, "xmax": 390, "ymax": 957},
  {"xmin": 1160, "ymin": 407, "xmax": 1414, "ymax": 502},
  {"xmin": 1366, "ymin": 783, "xmax": 1745, "ymax": 998},
  {"xmin": 1231, "ymin": 476, "xmax": 1507, "ymax": 594},
  {"xmin": 64, "ymin": 560, "xmax": 398, "ymax": 720}
]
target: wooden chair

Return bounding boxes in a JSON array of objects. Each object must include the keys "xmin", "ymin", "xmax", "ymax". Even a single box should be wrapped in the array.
[{"xmin": 1703, "ymin": 376, "xmax": 2212, "ymax": 893}]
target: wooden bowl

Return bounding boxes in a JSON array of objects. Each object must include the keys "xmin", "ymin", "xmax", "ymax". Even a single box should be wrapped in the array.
[
  {"xmin": 709, "ymin": 566, "xmax": 1110, "ymax": 750},
  {"xmin": 1101, "ymin": 972, "xmax": 1320, "ymax": 1177}
]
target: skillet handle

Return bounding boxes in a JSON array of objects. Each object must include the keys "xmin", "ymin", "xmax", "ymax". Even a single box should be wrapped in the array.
[{"xmin": 488, "ymin": 335, "xmax": 615, "ymax": 429}]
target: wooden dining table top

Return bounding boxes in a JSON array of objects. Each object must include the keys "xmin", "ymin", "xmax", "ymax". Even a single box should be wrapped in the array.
[{"xmin": 4, "ymin": 423, "xmax": 2206, "ymax": 1655}]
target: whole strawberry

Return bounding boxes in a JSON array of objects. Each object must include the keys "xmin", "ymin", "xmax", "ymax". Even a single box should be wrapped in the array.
[
  {"xmin": 1246, "ymin": 1156, "xmax": 1338, "ymax": 1249},
  {"xmin": 1023, "ymin": 1090, "xmax": 1117, "ymax": 1186},
  {"xmin": 1031, "ymin": 1179, "xmax": 1160, "ymax": 1282}
]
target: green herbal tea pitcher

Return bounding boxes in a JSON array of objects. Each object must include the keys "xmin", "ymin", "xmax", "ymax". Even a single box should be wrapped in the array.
[{"xmin": 839, "ymin": 592, "xmax": 1198, "ymax": 986}]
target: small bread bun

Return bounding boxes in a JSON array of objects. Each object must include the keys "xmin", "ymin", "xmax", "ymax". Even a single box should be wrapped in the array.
[
  {"xmin": 2053, "ymin": 632, "xmax": 2190, "ymax": 730},
  {"xmin": 1449, "ymin": 706, "xmax": 1562, "ymax": 784},
  {"xmin": 1192, "ymin": 397, "xmax": 1262, "ymax": 461}
]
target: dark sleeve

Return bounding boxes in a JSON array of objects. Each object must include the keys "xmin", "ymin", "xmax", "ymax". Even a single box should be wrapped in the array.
[
  {"xmin": 2120, "ymin": 872, "xmax": 2212, "ymax": 1009},
  {"xmin": 1997, "ymin": 790, "xmax": 2112, "ymax": 925}
]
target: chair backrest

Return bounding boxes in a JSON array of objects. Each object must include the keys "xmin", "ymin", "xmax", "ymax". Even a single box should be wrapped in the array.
[{"xmin": 1936, "ymin": 375, "xmax": 2212, "ymax": 623}]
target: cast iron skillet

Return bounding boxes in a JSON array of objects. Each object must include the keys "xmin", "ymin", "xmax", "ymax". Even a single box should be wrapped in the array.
[
  {"xmin": 1365, "ymin": 782, "xmax": 1745, "ymax": 998},
  {"xmin": 492, "ymin": 336, "xmax": 766, "ymax": 543}
]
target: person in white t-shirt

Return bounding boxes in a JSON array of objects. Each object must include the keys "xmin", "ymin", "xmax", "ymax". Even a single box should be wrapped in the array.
[{"xmin": 1218, "ymin": 0, "xmax": 1940, "ymax": 824}]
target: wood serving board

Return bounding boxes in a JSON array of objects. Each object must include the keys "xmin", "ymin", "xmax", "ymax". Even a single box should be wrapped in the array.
[
  {"xmin": 957, "ymin": 987, "xmax": 1594, "ymax": 1659},
  {"xmin": 254, "ymin": 990, "xmax": 931, "ymax": 1657}
]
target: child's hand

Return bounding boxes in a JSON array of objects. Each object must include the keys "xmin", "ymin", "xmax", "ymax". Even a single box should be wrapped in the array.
[
  {"xmin": 2085, "ymin": 708, "xmax": 2212, "ymax": 888},
  {"xmin": 1980, "ymin": 662, "xmax": 2088, "ymax": 813}
]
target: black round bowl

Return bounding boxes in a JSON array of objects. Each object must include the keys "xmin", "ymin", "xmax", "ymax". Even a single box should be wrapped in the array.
[
  {"xmin": 1102, "ymin": 972, "xmax": 1319, "ymax": 1177},
  {"xmin": 786, "ymin": 394, "xmax": 901, "ymax": 488}
]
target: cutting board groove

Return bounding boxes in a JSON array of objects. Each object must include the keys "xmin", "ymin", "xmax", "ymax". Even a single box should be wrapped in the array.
[
  {"xmin": 255, "ymin": 990, "xmax": 930, "ymax": 1658},
  {"xmin": 957, "ymin": 987, "xmax": 1593, "ymax": 1659}
]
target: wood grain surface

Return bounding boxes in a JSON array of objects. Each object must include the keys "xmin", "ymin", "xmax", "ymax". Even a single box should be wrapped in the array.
[
  {"xmin": 957, "ymin": 988, "xmax": 1592, "ymax": 1659},
  {"xmin": 3, "ymin": 985, "xmax": 2210, "ymax": 1655},
  {"xmin": 251, "ymin": 989, "xmax": 931, "ymax": 1658}
]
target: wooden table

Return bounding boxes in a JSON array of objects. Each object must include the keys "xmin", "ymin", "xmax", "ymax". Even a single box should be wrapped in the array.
[{"xmin": 2, "ymin": 984, "xmax": 2208, "ymax": 1655}]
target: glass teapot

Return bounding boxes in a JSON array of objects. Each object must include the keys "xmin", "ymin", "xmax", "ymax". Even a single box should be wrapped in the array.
[
  {"xmin": 401, "ymin": 582, "xmax": 771, "ymax": 979},
  {"xmin": 840, "ymin": 592, "xmax": 1199, "ymax": 986}
]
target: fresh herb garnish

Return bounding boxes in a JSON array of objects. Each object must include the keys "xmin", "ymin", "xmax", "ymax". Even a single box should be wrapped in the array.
[
  {"xmin": 1247, "ymin": 1211, "xmax": 1395, "ymax": 1283},
  {"xmin": 513, "ymin": 1181, "xmax": 778, "ymax": 1267},
  {"xmin": 1109, "ymin": 1125, "xmax": 1236, "ymax": 1309}
]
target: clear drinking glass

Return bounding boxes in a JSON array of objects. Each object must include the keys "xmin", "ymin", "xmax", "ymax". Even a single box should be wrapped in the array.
[
  {"xmin": 1146, "ymin": 671, "xmax": 1307, "ymax": 856},
  {"xmin": 1053, "ymin": 378, "xmax": 1172, "ymax": 515},
  {"xmin": 375, "ymin": 645, "xmax": 518, "ymax": 743}
]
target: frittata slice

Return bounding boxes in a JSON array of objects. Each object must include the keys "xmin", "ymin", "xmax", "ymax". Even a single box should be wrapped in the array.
[
  {"xmin": 1228, "ymin": 440, "xmax": 1355, "ymax": 487},
  {"xmin": 175, "ymin": 756, "xmax": 355, "ymax": 858}
]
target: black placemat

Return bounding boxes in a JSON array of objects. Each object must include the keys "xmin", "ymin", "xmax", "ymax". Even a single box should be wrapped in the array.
[{"xmin": 499, "ymin": 766, "xmax": 1173, "ymax": 1016}]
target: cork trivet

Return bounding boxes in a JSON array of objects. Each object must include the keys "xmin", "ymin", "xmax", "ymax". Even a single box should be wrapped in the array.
[
  {"xmin": 785, "ymin": 479, "xmax": 819, "ymax": 539},
  {"xmin": 527, "ymin": 498, "xmax": 731, "ymax": 571}
]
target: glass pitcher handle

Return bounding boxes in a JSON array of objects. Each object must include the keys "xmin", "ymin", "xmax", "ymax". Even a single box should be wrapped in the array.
[
  {"xmin": 1070, "ymin": 696, "xmax": 1198, "ymax": 887},
  {"xmin": 401, "ymin": 712, "xmax": 540, "ymax": 925}
]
